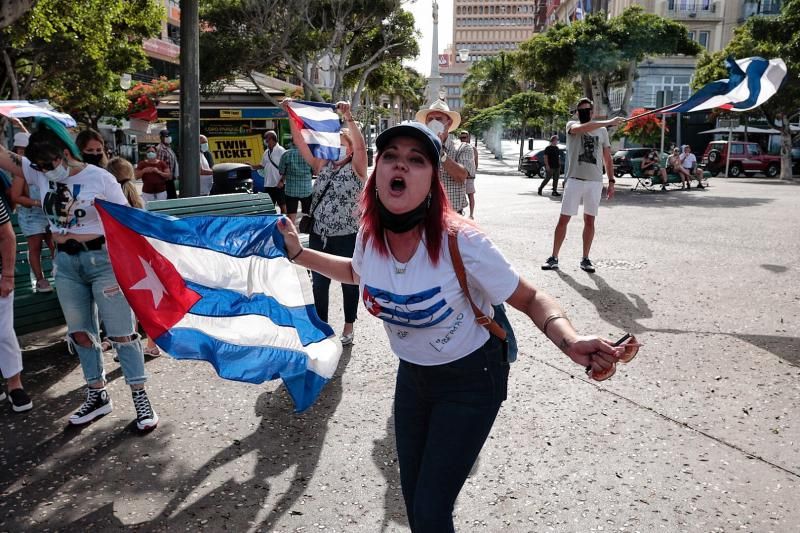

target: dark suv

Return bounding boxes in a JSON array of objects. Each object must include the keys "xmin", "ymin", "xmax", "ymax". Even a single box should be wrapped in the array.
[
  {"xmin": 612, "ymin": 148, "xmax": 655, "ymax": 177},
  {"xmin": 701, "ymin": 141, "xmax": 781, "ymax": 177}
]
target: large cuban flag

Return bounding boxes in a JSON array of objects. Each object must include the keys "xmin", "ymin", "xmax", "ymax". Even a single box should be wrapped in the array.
[
  {"xmin": 653, "ymin": 57, "xmax": 786, "ymax": 116},
  {"xmin": 95, "ymin": 200, "xmax": 341, "ymax": 413},
  {"xmin": 0, "ymin": 100, "xmax": 77, "ymax": 127},
  {"xmin": 286, "ymin": 100, "xmax": 341, "ymax": 160}
]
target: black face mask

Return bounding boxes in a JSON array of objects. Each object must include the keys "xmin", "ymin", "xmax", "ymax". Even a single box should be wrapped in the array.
[
  {"xmin": 377, "ymin": 195, "xmax": 430, "ymax": 234},
  {"xmin": 82, "ymin": 152, "xmax": 103, "ymax": 166},
  {"xmin": 577, "ymin": 108, "xmax": 592, "ymax": 124}
]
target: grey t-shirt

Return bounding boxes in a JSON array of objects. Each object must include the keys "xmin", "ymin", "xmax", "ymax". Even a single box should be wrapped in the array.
[{"xmin": 565, "ymin": 120, "xmax": 610, "ymax": 182}]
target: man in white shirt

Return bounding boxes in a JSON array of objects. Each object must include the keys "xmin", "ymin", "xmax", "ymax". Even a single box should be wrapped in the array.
[
  {"xmin": 252, "ymin": 131, "xmax": 287, "ymax": 212},
  {"xmin": 678, "ymin": 145, "xmax": 704, "ymax": 189}
]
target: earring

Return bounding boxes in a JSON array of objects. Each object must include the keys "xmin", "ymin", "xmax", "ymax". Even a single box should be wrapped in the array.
[{"xmin": 426, "ymin": 193, "xmax": 431, "ymax": 208}]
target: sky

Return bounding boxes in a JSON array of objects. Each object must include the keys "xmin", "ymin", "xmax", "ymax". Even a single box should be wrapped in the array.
[{"xmin": 403, "ymin": 0, "xmax": 453, "ymax": 77}]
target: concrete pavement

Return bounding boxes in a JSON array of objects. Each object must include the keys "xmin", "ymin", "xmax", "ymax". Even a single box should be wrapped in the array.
[{"xmin": 1, "ymin": 163, "xmax": 799, "ymax": 532}]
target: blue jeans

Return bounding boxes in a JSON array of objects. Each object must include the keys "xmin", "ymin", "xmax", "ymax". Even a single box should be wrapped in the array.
[
  {"xmin": 394, "ymin": 335, "xmax": 509, "ymax": 532},
  {"xmin": 308, "ymin": 232, "xmax": 359, "ymax": 324},
  {"xmin": 54, "ymin": 247, "xmax": 147, "ymax": 386}
]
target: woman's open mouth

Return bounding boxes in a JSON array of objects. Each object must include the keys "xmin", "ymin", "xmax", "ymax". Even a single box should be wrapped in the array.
[{"xmin": 390, "ymin": 177, "xmax": 406, "ymax": 192}]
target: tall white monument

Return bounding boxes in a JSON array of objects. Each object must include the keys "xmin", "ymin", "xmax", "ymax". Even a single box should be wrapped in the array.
[{"xmin": 426, "ymin": 1, "xmax": 444, "ymax": 105}]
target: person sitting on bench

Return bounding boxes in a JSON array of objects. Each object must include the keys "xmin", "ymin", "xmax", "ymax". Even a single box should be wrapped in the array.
[
  {"xmin": 677, "ymin": 145, "xmax": 704, "ymax": 190},
  {"xmin": 641, "ymin": 148, "xmax": 668, "ymax": 191}
]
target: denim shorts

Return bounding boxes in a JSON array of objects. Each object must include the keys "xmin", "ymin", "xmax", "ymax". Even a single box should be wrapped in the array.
[{"xmin": 17, "ymin": 206, "xmax": 49, "ymax": 237}]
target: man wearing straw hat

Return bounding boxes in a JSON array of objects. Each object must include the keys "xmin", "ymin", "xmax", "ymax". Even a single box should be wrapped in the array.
[{"xmin": 415, "ymin": 101, "xmax": 476, "ymax": 215}]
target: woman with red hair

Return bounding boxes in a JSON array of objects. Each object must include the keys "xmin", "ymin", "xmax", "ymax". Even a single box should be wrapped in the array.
[{"xmin": 278, "ymin": 122, "xmax": 624, "ymax": 533}]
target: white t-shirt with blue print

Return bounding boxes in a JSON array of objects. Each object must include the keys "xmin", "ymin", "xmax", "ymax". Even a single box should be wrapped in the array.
[{"xmin": 352, "ymin": 226, "xmax": 519, "ymax": 366}]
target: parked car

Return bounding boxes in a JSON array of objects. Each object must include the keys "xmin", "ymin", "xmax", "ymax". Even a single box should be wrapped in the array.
[
  {"xmin": 612, "ymin": 147, "xmax": 661, "ymax": 177},
  {"xmin": 792, "ymin": 144, "xmax": 800, "ymax": 175},
  {"xmin": 701, "ymin": 140, "xmax": 781, "ymax": 177},
  {"xmin": 519, "ymin": 140, "xmax": 566, "ymax": 178}
]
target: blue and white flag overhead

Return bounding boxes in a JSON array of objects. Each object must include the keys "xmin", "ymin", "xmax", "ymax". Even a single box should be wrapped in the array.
[
  {"xmin": 0, "ymin": 100, "xmax": 77, "ymax": 127},
  {"xmin": 286, "ymin": 100, "xmax": 341, "ymax": 160},
  {"xmin": 95, "ymin": 200, "xmax": 341, "ymax": 413},
  {"xmin": 641, "ymin": 57, "xmax": 787, "ymax": 118}
]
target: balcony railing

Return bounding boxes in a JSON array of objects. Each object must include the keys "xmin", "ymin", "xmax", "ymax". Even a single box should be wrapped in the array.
[{"xmin": 666, "ymin": 0, "xmax": 719, "ymax": 19}]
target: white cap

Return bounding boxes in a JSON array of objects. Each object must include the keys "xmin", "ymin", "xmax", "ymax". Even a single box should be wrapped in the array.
[{"xmin": 13, "ymin": 132, "xmax": 30, "ymax": 148}]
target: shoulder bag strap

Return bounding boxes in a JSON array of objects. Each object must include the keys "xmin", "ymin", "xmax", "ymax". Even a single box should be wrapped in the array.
[
  {"xmin": 447, "ymin": 231, "xmax": 507, "ymax": 340},
  {"xmin": 267, "ymin": 148, "xmax": 281, "ymax": 170}
]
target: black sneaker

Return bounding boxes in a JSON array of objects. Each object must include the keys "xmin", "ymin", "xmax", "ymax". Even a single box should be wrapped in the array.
[
  {"xmin": 537, "ymin": 187, "xmax": 543, "ymax": 196},
  {"xmin": 580, "ymin": 258, "xmax": 596, "ymax": 273},
  {"xmin": 696, "ymin": 183, "xmax": 705, "ymax": 189},
  {"xmin": 69, "ymin": 388, "xmax": 113, "ymax": 425},
  {"xmin": 551, "ymin": 191, "xmax": 561, "ymax": 197},
  {"xmin": 541, "ymin": 256, "xmax": 559, "ymax": 270},
  {"xmin": 132, "ymin": 389, "xmax": 159, "ymax": 432},
  {"xmin": 8, "ymin": 389, "xmax": 32, "ymax": 412},
  {"xmin": 661, "ymin": 185, "xmax": 667, "ymax": 191}
]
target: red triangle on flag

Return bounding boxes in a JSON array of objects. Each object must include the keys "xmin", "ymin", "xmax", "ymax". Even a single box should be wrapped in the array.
[{"xmin": 99, "ymin": 205, "xmax": 201, "ymax": 340}]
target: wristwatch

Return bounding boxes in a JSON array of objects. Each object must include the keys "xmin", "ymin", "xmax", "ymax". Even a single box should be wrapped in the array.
[
  {"xmin": 440, "ymin": 150, "xmax": 448, "ymax": 163},
  {"xmin": 608, "ymin": 178, "xmax": 616, "ymax": 184}
]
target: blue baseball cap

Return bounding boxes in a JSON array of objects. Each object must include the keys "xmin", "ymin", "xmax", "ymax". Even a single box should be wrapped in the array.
[{"xmin": 376, "ymin": 122, "xmax": 441, "ymax": 164}]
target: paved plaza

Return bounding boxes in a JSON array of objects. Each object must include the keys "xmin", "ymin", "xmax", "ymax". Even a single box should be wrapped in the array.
[{"xmin": 2, "ymin": 142, "xmax": 799, "ymax": 532}]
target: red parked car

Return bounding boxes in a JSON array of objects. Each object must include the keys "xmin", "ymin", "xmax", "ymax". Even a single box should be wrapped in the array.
[{"xmin": 701, "ymin": 140, "xmax": 781, "ymax": 178}]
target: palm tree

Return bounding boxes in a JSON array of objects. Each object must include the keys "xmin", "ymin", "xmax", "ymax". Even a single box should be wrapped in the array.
[{"xmin": 462, "ymin": 52, "xmax": 520, "ymax": 110}]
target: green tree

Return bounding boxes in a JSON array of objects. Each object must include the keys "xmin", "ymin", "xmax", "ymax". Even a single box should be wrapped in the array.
[
  {"xmin": 693, "ymin": 0, "xmax": 800, "ymax": 179},
  {"xmin": 462, "ymin": 52, "xmax": 520, "ymax": 109},
  {"xmin": 0, "ymin": 0, "xmax": 162, "ymax": 127},
  {"xmin": 199, "ymin": 0, "xmax": 419, "ymax": 105},
  {"xmin": 516, "ymin": 6, "xmax": 700, "ymax": 117},
  {"xmin": 360, "ymin": 61, "xmax": 425, "ymax": 119}
]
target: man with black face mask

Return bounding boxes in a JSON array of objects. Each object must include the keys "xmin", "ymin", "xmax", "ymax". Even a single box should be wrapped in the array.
[{"xmin": 541, "ymin": 97, "xmax": 623, "ymax": 274}]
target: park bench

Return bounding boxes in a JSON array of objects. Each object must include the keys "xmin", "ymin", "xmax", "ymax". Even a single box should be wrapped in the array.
[
  {"xmin": 629, "ymin": 158, "xmax": 710, "ymax": 191},
  {"xmin": 12, "ymin": 192, "xmax": 279, "ymax": 335}
]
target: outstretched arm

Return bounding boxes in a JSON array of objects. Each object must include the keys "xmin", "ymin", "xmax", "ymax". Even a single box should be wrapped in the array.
[
  {"xmin": 505, "ymin": 277, "xmax": 622, "ymax": 375},
  {"xmin": 337, "ymin": 102, "xmax": 367, "ymax": 181},
  {"xmin": 277, "ymin": 217, "xmax": 360, "ymax": 286},
  {"xmin": 0, "ymin": 145, "xmax": 25, "ymax": 180}
]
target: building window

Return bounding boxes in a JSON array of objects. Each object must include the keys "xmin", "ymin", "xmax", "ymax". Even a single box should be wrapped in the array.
[
  {"xmin": 698, "ymin": 31, "xmax": 709, "ymax": 48},
  {"xmin": 166, "ymin": 23, "xmax": 180, "ymax": 46}
]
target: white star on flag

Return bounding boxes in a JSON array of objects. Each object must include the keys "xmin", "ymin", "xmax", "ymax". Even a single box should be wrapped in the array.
[{"xmin": 130, "ymin": 256, "xmax": 166, "ymax": 308}]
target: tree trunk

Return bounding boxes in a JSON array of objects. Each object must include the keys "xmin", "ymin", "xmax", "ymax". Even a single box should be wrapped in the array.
[
  {"xmin": 1, "ymin": 46, "xmax": 19, "ymax": 99},
  {"xmin": 620, "ymin": 61, "xmax": 637, "ymax": 117},
  {"xmin": 778, "ymin": 117, "xmax": 793, "ymax": 180}
]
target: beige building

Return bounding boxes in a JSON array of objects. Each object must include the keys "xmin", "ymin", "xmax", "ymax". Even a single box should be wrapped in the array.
[{"xmin": 441, "ymin": 1, "xmax": 540, "ymax": 111}]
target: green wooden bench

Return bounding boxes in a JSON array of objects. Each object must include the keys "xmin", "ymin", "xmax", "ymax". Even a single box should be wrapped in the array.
[
  {"xmin": 10, "ymin": 212, "xmax": 60, "ymax": 336},
  {"xmin": 12, "ymin": 192, "xmax": 281, "ymax": 335},
  {"xmin": 629, "ymin": 158, "xmax": 711, "ymax": 191}
]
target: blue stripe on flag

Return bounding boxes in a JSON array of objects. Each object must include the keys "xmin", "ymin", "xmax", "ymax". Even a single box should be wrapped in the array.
[
  {"xmin": 732, "ymin": 58, "xmax": 769, "ymax": 110},
  {"xmin": 291, "ymin": 100, "xmax": 341, "ymax": 133},
  {"xmin": 307, "ymin": 144, "xmax": 340, "ymax": 160},
  {"xmin": 96, "ymin": 200, "xmax": 287, "ymax": 259},
  {"xmin": 185, "ymin": 281, "xmax": 334, "ymax": 344},
  {"xmin": 157, "ymin": 328, "xmax": 330, "ymax": 413}
]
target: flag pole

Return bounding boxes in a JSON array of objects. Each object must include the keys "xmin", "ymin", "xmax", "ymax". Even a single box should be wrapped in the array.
[{"xmin": 621, "ymin": 101, "xmax": 686, "ymax": 122}]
